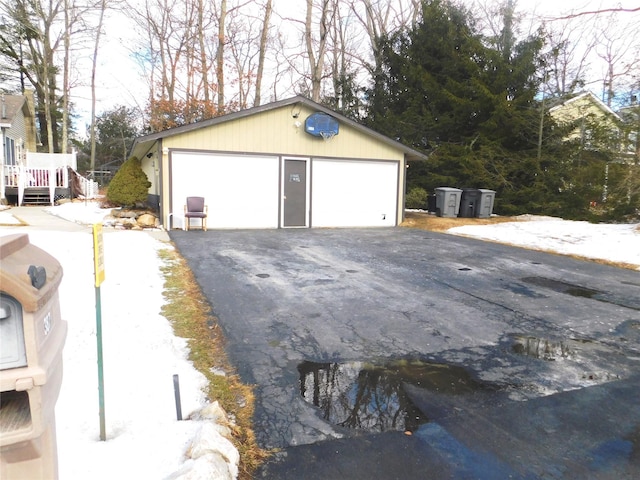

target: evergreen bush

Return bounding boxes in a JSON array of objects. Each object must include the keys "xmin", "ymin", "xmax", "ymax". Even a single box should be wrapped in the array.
[
  {"xmin": 406, "ymin": 187, "xmax": 428, "ymax": 209},
  {"xmin": 106, "ymin": 156, "xmax": 151, "ymax": 207}
]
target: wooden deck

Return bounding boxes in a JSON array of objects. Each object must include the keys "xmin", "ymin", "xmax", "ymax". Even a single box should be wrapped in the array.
[{"xmin": 3, "ymin": 164, "xmax": 98, "ymax": 205}]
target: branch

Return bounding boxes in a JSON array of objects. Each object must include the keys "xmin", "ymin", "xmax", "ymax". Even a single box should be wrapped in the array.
[{"xmin": 551, "ymin": 7, "xmax": 640, "ymax": 21}]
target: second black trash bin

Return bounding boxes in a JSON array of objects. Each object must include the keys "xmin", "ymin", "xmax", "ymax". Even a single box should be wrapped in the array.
[
  {"xmin": 459, "ymin": 189, "xmax": 481, "ymax": 218},
  {"xmin": 458, "ymin": 188, "xmax": 496, "ymax": 218}
]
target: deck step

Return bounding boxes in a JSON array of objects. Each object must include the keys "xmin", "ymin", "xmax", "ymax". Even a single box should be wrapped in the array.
[{"xmin": 22, "ymin": 188, "xmax": 52, "ymax": 205}]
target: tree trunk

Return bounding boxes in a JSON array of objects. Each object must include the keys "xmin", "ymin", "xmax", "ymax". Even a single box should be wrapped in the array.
[
  {"xmin": 217, "ymin": 0, "xmax": 227, "ymax": 111},
  {"xmin": 90, "ymin": 0, "xmax": 107, "ymax": 172},
  {"xmin": 305, "ymin": 0, "xmax": 331, "ymax": 102},
  {"xmin": 197, "ymin": 0, "xmax": 211, "ymax": 103},
  {"xmin": 62, "ymin": 0, "xmax": 70, "ymax": 154},
  {"xmin": 254, "ymin": 0, "xmax": 272, "ymax": 107}
]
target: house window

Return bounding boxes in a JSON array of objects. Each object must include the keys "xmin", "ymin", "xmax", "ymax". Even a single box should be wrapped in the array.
[{"xmin": 4, "ymin": 137, "xmax": 16, "ymax": 165}]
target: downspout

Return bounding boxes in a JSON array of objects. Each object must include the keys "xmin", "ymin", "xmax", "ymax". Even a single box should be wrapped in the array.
[
  {"xmin": 401, "ymin": 157, "xmax": 408, "ymax": 224},
  {"xmin": 0, "ymin": 127, "xmax": 6, "ymax": 203},
  {"xmin": 0, "ymin": 94, "xmax": 7, "ymax": 203},
  {"xmin": 159, "ymin": 139, "xmax": 168, "ymax": 229}
]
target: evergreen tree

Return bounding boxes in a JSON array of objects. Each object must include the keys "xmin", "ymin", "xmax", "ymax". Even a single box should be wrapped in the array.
[
  {"xmin": 106, "ymin": 156, "xmax": 151, "ymax": 207},
  {"xmin": 78, "ymin": 106, "xmax": 140, "ymax": 179},
  {"xmin": 367, "ymin": 0, "xmax": 488, "ymax": 150},
  {"xmin": 365, "ymin": 0, "xmax": 551, "ymax": 215}
]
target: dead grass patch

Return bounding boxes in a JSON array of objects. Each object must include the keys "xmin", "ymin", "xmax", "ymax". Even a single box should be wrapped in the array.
[
  {"xmin": 158, "ymin": 249, "xmax": 269, "ymax": 479},
  {"xmin": 401, "ymin": 211, "xmax": 519, "ymax": 231}
]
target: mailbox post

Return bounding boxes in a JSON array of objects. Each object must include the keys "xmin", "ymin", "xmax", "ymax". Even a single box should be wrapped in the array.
[{"xmin": 0, "ymin": 233, "xmax": 67, "ymax": 479}]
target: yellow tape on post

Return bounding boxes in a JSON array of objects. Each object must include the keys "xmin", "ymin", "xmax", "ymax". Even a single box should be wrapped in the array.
[{"xmin": 93, "ymin": 223, "xmax": 105, "ymax": 287}]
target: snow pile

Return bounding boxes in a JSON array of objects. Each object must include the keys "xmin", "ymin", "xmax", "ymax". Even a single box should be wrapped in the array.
[
  {"xmin": 448, "ymin": 218, "xmax": 640, "ymax": 269},
  {"xmin": 49, "ymin": 200, "xmax": 114, "ymax": 224},
  {"xmin": 0, "ymin": 204, "xmax": 240, "ymax": 480}
]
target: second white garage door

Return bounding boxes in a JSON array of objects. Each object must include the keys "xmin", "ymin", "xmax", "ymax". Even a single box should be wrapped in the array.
[{"xmin": 311, "ymin": 159, "xmax": 399, "ymax": 228}]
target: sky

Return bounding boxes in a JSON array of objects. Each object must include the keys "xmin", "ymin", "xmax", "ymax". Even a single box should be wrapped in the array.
[
  {"xmin": 69, "ymin": 0, "xmax": 640, "ymax": 131},
  {"xmin": 0, "ymin": 202, "xmax": 638, "ymax": 479}
]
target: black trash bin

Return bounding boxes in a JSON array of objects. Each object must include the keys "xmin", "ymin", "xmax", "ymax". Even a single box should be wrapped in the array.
[
  {"xmin": 459, "ymin": 189, "xmax": 481, "ymax": 218},
  {"xmin": 426, "ymin": 194, "xmax": 436, "ymax": 213}
]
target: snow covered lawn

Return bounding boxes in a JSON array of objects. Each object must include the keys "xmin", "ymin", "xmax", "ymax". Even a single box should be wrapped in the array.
[
  {"xmin": 1, "ymin": 203, "xmax": 238, "ymax": 479},
  {"xmin": 448, "ymin": 216, "xmax": 640, "ymax": 270}
]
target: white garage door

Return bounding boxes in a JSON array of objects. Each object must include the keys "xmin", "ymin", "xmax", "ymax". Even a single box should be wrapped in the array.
[
  {"xmin": 311, "ymin": 159, "xmax": 399, "ymax": 227},
  {"xmin": 171, "ymin": 151, "xmax": 279, "ymax": 229}
]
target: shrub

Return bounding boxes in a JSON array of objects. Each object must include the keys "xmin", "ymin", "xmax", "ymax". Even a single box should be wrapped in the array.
[
  {"xmin": 405, "ymin": 187, "xmax": 428, "ymax": 209},
  {"xmin": 106, "ymin": 156, "xmax": 151, "ymax": 207}
]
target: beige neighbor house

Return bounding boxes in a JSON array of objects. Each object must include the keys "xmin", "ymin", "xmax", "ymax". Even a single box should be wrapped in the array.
[
  {"xmin": 618, "ymin": 101, "xmax": 640, "ymax": 162},
  {"xmin": 548, "ymin": 91, "xmax": 626, "ymax": 155},
  {"xmin": 130, "ymin": 96, "xmax": 428, "ymax": 230},
  {"xmin": 1, "ymin": 92, "xmax": 97, "ymax": 205},
  {"xmin": 1, "ymin": 93, "xmax": 37, "ymax": 203}
]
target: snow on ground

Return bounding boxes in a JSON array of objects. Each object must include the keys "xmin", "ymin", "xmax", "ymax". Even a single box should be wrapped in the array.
[
  {"xmin": 0, "ymin": 202, "xmax": 236, "ymax": 479},
  {"xmin": 0, "ymin": 202, "xmax": 638, "ymax": 479},
  {"xmin": 448, "ymin": 216, "xmax": 640, "ymax": 270}
]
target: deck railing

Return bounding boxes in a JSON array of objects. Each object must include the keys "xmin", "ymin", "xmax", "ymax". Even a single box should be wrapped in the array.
[
  {"xmin": 4, "ymin": 165, "xmax": 68, "ymax": 188},
  {"xmin": 78, "ymin": 175, "xmax": 100, "ymax": 199},
  {"xmin": 3, "ymin": 150, "xmax": 99, "ymax": 204}
]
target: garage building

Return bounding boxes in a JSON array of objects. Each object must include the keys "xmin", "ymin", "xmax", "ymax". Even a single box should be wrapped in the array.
[{"xmin": 130, "ymin": 96, "xmax": 427, "ymax": 229}]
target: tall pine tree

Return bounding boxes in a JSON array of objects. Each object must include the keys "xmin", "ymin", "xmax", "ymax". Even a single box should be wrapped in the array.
[{"xmin": 366, "ymin": 0, "xmax": 550, "ymax": 214}]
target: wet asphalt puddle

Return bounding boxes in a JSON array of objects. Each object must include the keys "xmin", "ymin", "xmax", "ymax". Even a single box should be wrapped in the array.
[
  {"xmin": 297, "ymin": 359, "xmax": 491, "ymax": 434},
  {"xmin": 296, "ymin": 330, "xmax": 637, "ymax": 436},
  {"xmin": 521, "ymin": 276, "xmax": 640, "ymax": 310}
]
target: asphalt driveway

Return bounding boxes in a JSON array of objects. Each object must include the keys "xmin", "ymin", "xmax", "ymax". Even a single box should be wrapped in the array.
[{"xmin": 170, "ymin": 227, "xmax": 640, "ymax": 479}]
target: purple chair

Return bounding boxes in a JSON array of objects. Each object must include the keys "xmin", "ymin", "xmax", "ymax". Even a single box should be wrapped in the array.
[{"xmin": 184, "ymin": 196, "xmax": 208, "ymax": 231}]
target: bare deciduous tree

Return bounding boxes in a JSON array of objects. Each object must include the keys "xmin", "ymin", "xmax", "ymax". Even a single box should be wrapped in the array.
[
  {"xmin": 254, "ymin": 0, "xmax": 272, "ymax": 107},
  {"xmin": 540, "ymin": 18, "xmax": 596, "ymax": 97},
  {"xmin": 196, "ymin": 0, "xmax": 213, "ymax": 104},
  {"xmin": 2, "ymin": 0, "xmax": 65, "ymax": 152},
  {"xmin": 216, "ymin": 0, "xmax": 227, "ymax": 111},
  {"xmin": 348, "ymin": 0, "xmax": 419, "ymax": 77},
  {"xmin": 593, "ymin": 13, "xmax": 638, "ymax": 107},
  {"xmin": 304, "ymin": 0, "xmax": 334, "ymax": 102},
  {"xmin": 89, "ymin": 0, "xmax": 108, "ymax": 171}
]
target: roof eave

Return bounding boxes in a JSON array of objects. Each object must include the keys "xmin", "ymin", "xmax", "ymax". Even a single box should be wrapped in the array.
[{"xmin": 131, "ymin": 96, "xmax": 430, "ymax": 161}]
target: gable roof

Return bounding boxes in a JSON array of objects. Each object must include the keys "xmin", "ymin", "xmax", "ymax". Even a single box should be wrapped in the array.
[
  {"xmin": 548, "ymin": 91, "xmax": 622, "ymax": 121},
  {"xmin": 0, "ymin": 94, "xmax": 29, "ymax": 127},
  {"xmin": 618, "ymin": 103, "xmax": 640, "ymax": 123},
  {"xmin": 131, "ymin": 95, "xmax": 429, "ymax": 161}
]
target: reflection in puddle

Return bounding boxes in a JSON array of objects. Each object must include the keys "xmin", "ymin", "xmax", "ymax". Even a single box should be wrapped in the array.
[
  {"xmin": 512, "ymin": 336, "xmax": 575, "ymax": 361},
  {"xmin": 297, "ymin": 360, "xmax": 483, "ymax": 433}
]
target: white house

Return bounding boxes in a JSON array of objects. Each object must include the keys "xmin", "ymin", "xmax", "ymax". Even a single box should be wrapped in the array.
[{"xmin": 1, "ymin": 92, "xmax": 96, "ymax": 205}]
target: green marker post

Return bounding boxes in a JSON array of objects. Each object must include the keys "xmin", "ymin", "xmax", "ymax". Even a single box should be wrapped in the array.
[{"xmin": 93, "ymin": 224, "xmax": 106, "ymax": 441}]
